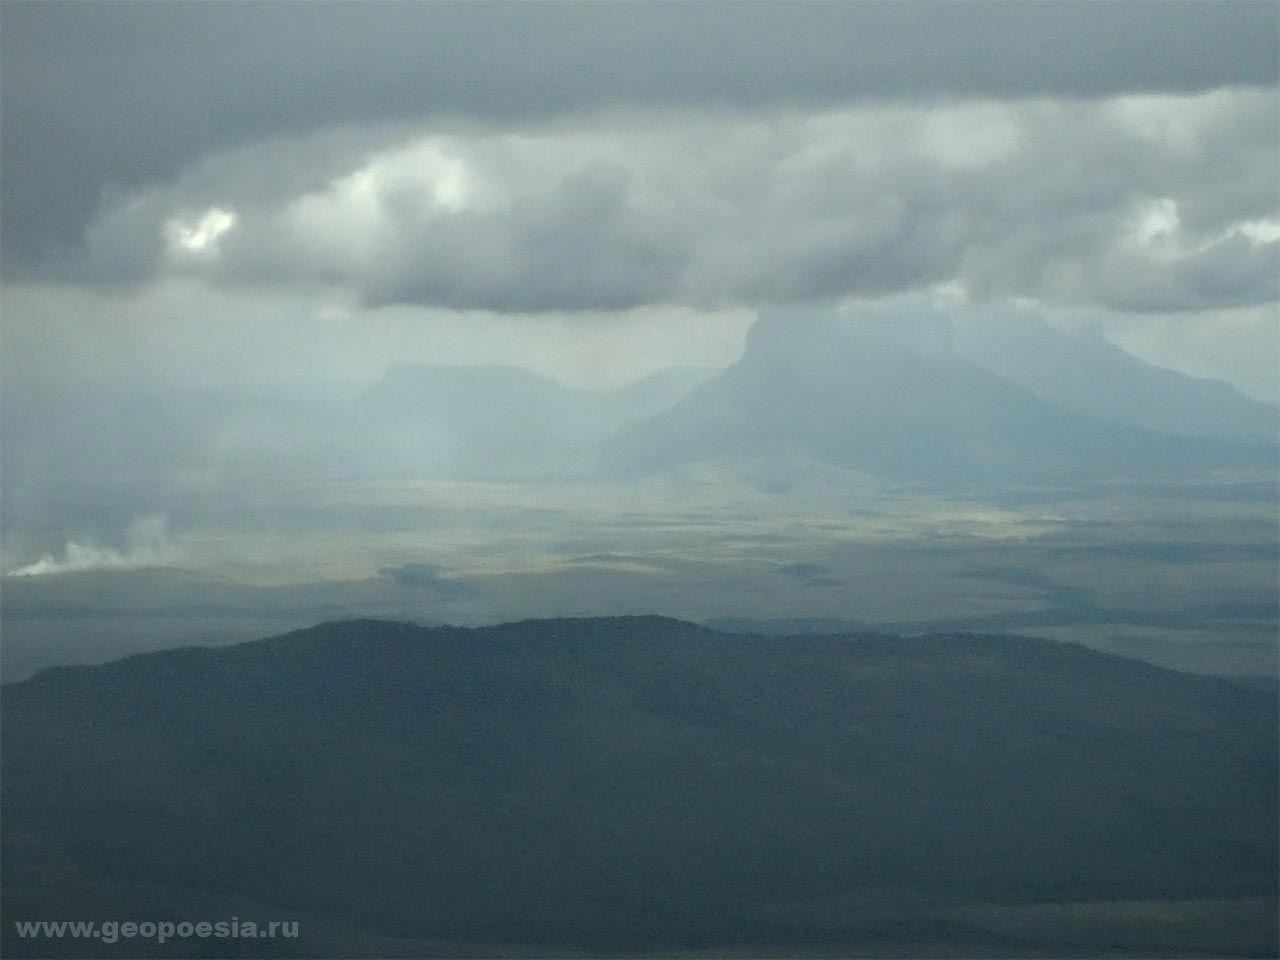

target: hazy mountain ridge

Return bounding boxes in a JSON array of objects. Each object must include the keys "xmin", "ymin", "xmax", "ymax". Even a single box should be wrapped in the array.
[
  {"xmin": 604, "ymin": 312, "xmax": 1277, "ymax": 483},
  {"xmin": 951, "ymin": 312, "xmax": 1278, "ymax": 439},
  {"xmin": 4, "ymin": 616, "xmax": 1276, "ymax": 957},
  {"xmin": 5, "ymin": 312, "xmax": 1273, "ymax": 516},
  {"xmin": 0, "ymin": 365, "xmax": 719, "ymax": 523},
  {"xmin": 358, "ymin": 363, "xmax": 717, "ymax": 477}
]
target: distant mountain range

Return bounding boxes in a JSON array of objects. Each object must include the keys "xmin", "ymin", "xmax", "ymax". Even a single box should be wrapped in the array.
[
  {"xmin": 4, "ymin": 617, "xmax": 1276, "ymax": 957},
  {"xmin": 0, "ymin": 364, "xmax": 717, "ymax": 506},
  {"xmin": 604, "ymin": 311, "xmax": 1277, "ymax": 483},
  {"xmin": 951, "ymin": 311, "xmax": 1277, "ymax": 439},
  {"xmin": 358, "ymin": 363, "xmax": 715, "ymax": 477},
  {"xmin": 3, "ymin": 312, "xmax": 1274, "ymax": 524}
]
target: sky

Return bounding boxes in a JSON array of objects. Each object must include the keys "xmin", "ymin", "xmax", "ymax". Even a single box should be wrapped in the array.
[
  {"xmin": 2, "ymin": 1, "xmax": 1277, "ymax": 395},
  {"xmin": 1, "ymin": 3, "xmax": 1278, "ymax": 680}
]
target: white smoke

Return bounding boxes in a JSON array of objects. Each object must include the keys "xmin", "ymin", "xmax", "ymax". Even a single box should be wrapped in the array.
[{"xmin": 7, "ymin": 515, "xmax": 178, "ymax": 577}]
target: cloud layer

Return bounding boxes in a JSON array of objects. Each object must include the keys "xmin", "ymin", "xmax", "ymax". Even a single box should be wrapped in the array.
[
  {"xmin": 65, "ymin": 90, "xmax": 1278, "ymax": 314},
  {"xmin": 4, "ymin": 2, "xmax": 1276, "ymax": 271}
]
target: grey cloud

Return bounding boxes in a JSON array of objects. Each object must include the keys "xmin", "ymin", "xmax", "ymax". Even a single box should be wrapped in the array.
[
  {"xmin": 1098, "ymin": 234, "xmax": 1280, "ymax": 313},
  {"xmin": 379, "ymin": 563, "xmax": 475, "ymax": 599},
  {"xmin": 74, "ymin": 91, "xmax": 1280, "ymax": 314},
  {"xmin": 775, "ymin": 563, "xmax": 841, "ymax": 588},
  {"xmin": 360, "ymin": 163, "xmax": 693, "ymax": 313},
  {"xmin": 3, "ymin": 1, "xmax": 1276, "ymax": 271}
]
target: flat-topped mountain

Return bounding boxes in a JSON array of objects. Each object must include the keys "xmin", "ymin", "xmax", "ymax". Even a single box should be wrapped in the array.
[
  {"xmin": 3, "ymin": 617, "xmax": 1276, "ymax": 957},
  {"xmin": 604, "ymin": 312, "xmax": 1277, "ymax": 483}
]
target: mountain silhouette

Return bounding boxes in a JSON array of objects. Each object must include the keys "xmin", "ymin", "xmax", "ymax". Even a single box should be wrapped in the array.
[{"xmin": 604, "ymin": 312, "xmax": 1276, "ymax": 483}]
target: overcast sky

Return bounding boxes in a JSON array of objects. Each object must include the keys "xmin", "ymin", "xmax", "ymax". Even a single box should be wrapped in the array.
[
  {"xmin": 2, "ymin": 2, "xmax": 1279, "ymax": 679},
  {"xmin": 2, "ymin": 1, "xmax": 1277, "ymax": 394}
]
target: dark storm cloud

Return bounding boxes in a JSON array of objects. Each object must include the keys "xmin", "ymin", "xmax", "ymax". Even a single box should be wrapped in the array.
[{"xmin": 3, "ymin": 1, "xmax": 1276, "ymax": 270}]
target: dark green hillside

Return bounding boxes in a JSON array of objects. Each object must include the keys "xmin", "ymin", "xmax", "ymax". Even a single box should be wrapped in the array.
[{"xmin": 3, "ymin": 617, "xmax": 1276, "ymax": 957}]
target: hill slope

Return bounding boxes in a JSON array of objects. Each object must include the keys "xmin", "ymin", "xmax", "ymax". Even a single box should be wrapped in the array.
[{"xmin": 3, "ymin": 617, "xmax": 1276, "ymax": 957}]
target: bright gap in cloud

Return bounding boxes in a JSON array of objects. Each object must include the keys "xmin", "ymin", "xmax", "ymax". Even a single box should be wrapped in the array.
[
  {"xmin": 1233, "ymin": 218, "xmax": 1280, "ymax": 246},
  {"xmin": 164, "ymin": 207, "xmax": 237, "ymax": 260}
]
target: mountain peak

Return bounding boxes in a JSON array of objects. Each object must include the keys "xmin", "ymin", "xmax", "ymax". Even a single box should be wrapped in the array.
[{"xmin": 606, "ymin": 310, "xmax": 1277, "ymax": 483}]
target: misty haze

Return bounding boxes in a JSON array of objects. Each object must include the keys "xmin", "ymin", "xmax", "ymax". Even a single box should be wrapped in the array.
[{"xmin": 1, "ymin": 3, "xmax": 1277, "ymax": 958}]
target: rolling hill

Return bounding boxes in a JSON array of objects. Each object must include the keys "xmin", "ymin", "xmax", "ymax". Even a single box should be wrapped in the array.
[{"xmin": 3, "ymin": 616, "xmax": 1276, "ymax": 957}]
